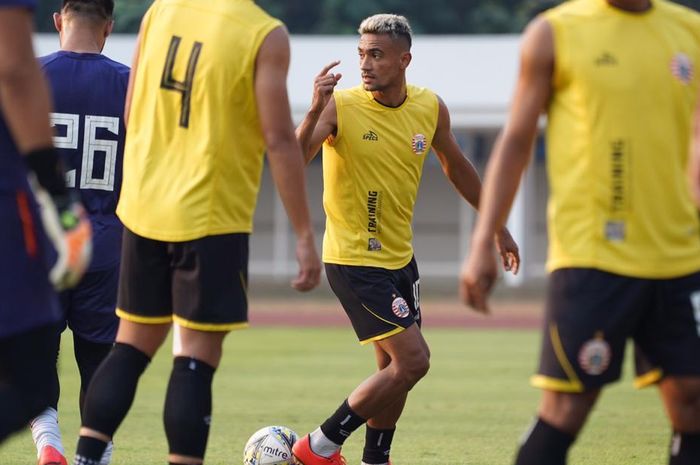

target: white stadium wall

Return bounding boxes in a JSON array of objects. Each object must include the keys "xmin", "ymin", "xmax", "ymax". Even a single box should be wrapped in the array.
[{"xmin": 34, "ymin": 34, "xmax": 548, "ymax": 286}]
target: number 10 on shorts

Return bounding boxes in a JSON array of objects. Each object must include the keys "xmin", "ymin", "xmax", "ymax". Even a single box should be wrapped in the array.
[{"xmin": 690, "ymin": 291, "xmax": 700, "ymax": 337}]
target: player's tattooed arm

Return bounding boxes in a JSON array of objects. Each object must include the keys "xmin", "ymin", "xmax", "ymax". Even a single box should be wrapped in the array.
[{"xmin": 295, "ymin": 61, "xmax": 341, "ymax": 164}]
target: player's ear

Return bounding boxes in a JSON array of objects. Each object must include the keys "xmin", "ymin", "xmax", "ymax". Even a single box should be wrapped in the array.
[
  {"xmin": 53, "ymin": 12, "xmax": 62, "ymax": 33},
  {"xmin": 400, "ymin": 51, "xmax": 412, "ymax": 70},
  {"xmin": 105, "ymin": 19, "xmax": 114, "ymax": 38}
]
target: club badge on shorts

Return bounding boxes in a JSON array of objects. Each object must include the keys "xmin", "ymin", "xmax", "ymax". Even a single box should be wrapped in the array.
[
  {"xmin": 392, "ymin": 297, "xmax": 410, "ymax": 318},
  {"xmin": 578, "ymin": 333, "xmax": 611, "ymax": 376}
]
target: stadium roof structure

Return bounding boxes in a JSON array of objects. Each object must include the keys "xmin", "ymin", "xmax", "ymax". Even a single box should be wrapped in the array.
[{"xmin": 34, "ymin": 34, "xmax": 522, "ymax": 129}]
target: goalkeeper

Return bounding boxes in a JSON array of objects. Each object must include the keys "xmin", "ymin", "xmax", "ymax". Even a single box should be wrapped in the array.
[{"xmin": 0, "ymin": 0, "xmax": 91, "ymax": 445}]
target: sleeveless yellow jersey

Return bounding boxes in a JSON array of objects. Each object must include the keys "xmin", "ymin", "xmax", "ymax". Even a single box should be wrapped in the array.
[
  {"xmin": 544, "ymin": 0, "xmax": 700, "ymax": 278},
  {"xmin": 322, "ymin": 85, "xmax": 439, "ymax": 269},
  {"xmin": 117, "ymin": 0, "xmax": 282, "ymax": 241}
]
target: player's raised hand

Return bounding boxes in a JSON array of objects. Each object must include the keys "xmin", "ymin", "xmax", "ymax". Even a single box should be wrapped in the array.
[
  {"xmin": 311, "ymin": 61, "xmax": 342, "ymax": 113},
  {"xmin": 291, "ymin": 232, "xmax": 321, "ymax": 292},
  {"xmin": 495, "ymin": 227, "xmax": 520, "ymax": 274},
  {"xmin": 459, "ymin": 241, "xmax": 498, "ymax": 314}
]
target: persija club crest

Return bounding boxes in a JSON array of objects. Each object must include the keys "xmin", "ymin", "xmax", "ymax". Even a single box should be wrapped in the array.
[
  {"xmin": 392, "ymin": 297, "xmax": 410, "ymax": 318},
  {"xmin": 578, "ymin": 335, "xmax": 611, "ymax": 376},
  {"xmin": 670, "ymin": 53, "xmax": 694, "ymax": 84},
  {"xmin": 412, "ymin": 134, "xmax": 427, "ymax": 155}
]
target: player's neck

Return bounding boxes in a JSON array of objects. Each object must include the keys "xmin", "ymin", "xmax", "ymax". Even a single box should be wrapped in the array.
[
  {"xmin": 60, "ymin": 30, "xmax": 104, "ymax": 54},
  {"xmin": 371, "ymin": 82, "xmax": 408, "ymax": 108},
  {"xmin": 606, "ymin": 0, "xmax": 652, "ymax": 13}
]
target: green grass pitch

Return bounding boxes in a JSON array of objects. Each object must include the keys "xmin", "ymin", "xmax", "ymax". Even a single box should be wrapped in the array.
[{"xmin": 0, "ymin": 327, "xmax": 669, "ymax": 464}]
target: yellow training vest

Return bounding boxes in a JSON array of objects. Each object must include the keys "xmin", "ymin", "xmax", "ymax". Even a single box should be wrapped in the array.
[
  {"xmin": 544, "ymin": 0, "xmax": 700, "ymax": 278},
  {"xmin": 322, "ymin": 85, "xmax": 439, "ymax": 269},
  {"xmin": 117, "ymin": 0, "xmax": 282, "ymax": 241}
]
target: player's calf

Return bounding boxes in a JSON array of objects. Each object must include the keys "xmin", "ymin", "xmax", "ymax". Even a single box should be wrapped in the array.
[
  {"xmin": 75, "ymin": 343, "xmax": 150, "ymax": 465},
  {"xmin": 164, "ymin": 356, "xmax": 215, "ymax": 462},
  {"xmin": 661, "ymin": 376, "xmax": 700, "ymax": 464}
]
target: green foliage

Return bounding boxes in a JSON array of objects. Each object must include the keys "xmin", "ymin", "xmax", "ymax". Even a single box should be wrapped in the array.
[
  {"xmin": 0, "ymin": 327, "xmax": 667, "ymax": 465},
  {"xmin": 112, "ymin": 0, "xmax": 152, "ymax": 33},
  {"xmin": 33, "ymin": 0, "xmax": 152, "ymax": 32},
  {"xmin": 33, "ymin": 0, "xmax": 700, "ymax": 34}
]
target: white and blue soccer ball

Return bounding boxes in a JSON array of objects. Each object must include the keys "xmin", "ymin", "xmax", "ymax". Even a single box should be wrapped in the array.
[{"xmin": 243, "ymin": 425, "xmax": 298, "ymax": 465}]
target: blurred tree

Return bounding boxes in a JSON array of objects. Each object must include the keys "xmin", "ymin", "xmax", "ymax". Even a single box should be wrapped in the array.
[
  {"xmin": 33, "ymin": 0, "xmax": 151, "ymax": 32},
  {"xmin": 34, "ymin": 0, "xmax": 700, "ymax": 34},
  {"xmin": 111, "ymin": 0, "xmax": 151, "ymax": 32},
  {"xmin": 34, "ymin": 0, "xmax": 56, "ymax": 32}
]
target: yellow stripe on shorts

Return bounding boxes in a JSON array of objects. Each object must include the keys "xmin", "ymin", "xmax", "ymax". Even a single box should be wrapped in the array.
[
  {"xmin": 116, "ymin": 308, "xmax": 173, "ymax": 324},
  {"xmin": 172, "ymin": 315, "xmax": 249, "ymax": 332}
]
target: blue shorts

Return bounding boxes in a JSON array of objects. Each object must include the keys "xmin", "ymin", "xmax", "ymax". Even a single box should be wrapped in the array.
[
  {"xmin": 59, "ymin": 265, "xmax": 119, "ymax": 344},
  {"xmin": 0, "ymin": 190, "xmax": 60, "ymax": 339}
]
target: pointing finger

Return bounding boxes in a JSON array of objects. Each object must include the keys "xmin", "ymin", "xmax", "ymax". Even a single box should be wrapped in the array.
[{"xmin": 318, "ymin": 60, "xmax": 341, "ymax": 77}]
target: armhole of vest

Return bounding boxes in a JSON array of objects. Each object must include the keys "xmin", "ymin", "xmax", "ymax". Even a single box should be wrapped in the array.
[
  {"xmin": 253, "ymin": 19, "xmax": 284, "ymax": 62},
  {"xmin": 545, "ymin": 14, "xmax": 565, "ymax": 91},
  {"xmin": 141, "ymin": 2, "xmax": 157, "ymax": 37},
  {"xmin": 332, "ymin": 92, "xmax": 343, "ymax": 146},
  {"xmin": 431, "ymin": 90, "xmax": 440, "ymax": 141}
]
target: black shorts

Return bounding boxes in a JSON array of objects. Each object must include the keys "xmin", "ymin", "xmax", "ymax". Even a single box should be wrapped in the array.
[
  {"xmin": 117, "ymin": 228, "xmax": 249, "ymax": 331},
  {"xmin": 325, "ymin": 257, "xmax": 421, "ymax": 344},
  {"xmin": 534, "ymin": 268, "xmax": 700, "ymax": 392}
]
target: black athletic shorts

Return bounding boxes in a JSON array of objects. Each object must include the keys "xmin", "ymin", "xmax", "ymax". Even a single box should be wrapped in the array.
[
  {"xmin": 117, "ymin": 228, "xmax": 249, "ymax": 332},
  {"xmin": 325, "ymin": 257, "xmax": 421, "ymax": 345},
  {"xmin": 533, "ymin": 268, "xmax": 700, "ymax": 392}
]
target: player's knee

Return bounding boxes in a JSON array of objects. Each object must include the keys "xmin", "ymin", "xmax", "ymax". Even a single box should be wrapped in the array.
[
  {"xmin": 392, "ymin": 354, "xmax": 430, "ymax": 390},
  {"xmin": 539, "ymin": 390, "xmax": 598, "ymax": 435},
  {"xmin": 413, "ymin": 353, "xmax": 431, "ymax": 381},
  {"xmin": 81, "ymin": 343, "xmax": 151, "ymax": 436},
  {"xmin": 665, "ymin": 378, "xmax": 700, "ymax": 431}
]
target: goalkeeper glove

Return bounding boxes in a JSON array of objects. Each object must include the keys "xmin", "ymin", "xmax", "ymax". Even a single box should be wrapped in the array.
[{"xmin": 25, "ymin": 147, "xmax": 92, "ymax": 290}]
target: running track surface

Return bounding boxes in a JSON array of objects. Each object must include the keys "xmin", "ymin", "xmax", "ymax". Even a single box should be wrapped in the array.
[{"xmin": 248, "ymin": 298, "xmax": 543, "ymax": 330}]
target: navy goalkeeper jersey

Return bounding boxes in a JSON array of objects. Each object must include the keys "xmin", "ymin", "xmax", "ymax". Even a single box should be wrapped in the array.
[{"xmin": 40, "ymin": 51, "xmax": 129, "ymax": 271}]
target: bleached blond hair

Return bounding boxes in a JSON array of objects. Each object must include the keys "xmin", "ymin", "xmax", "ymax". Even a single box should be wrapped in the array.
[{"xmin": 358, "ymin": 14, "xmax": 412, "ymax": 49}]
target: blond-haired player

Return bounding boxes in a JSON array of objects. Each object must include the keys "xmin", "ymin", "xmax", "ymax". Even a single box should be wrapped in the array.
[{"xmin": 292, "ymin": 13, "xmax": 520, "ymax": 465}]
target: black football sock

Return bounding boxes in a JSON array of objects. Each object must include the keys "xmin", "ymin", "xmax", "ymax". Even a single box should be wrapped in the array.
[
  {"xmin": 73, "ymin": 334, "xmax": 113, "ymax": 419},
  {"xmin": 320, "ymin": 399, "xmax": 367, "ymax": 446},
  {"xmin": 73, "ymin": 436, "xmax": 109, "ymax": 465},
  {"xmin": 514, "ymin": 418, "xmax": 575, "ymax": 465},
  {"xmin": 164, "ymin": 357, "xmax": 215, "ymax": 459},
  {"xmin": 77, "ymin": 342, "xmax": 150, "ymax": 463},
  {"xmin": 362, "ymin": 426, "xmax": 395, "ymax": 464},
  {"xmin": 669, "ymin": 431, "xmax": 700, "ymax": 465}
]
